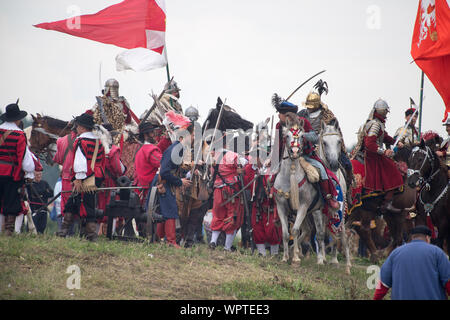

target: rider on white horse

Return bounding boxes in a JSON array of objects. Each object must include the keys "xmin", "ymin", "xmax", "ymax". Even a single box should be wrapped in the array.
[{"xmin": 271, "ymin": 95, "xmax": 339, "ymax": 209}]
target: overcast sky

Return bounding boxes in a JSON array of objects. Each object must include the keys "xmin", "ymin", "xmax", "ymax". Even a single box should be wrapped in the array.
[{"xmin": 0, "ymin": 0, "xmax": 447, "ymax": 146}]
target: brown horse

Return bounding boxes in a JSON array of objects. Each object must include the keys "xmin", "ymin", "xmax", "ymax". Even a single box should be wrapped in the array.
[
  {"xmin": 30, "ymin": 114, "xmax": 71, "ymax": 165},
  {"xmin": 407, "ymin": 138, "xmax": 449, "ymax": 254},
  {"xmin": 347, "ymin": 149, "xmax": 417, "ymax": 263}
]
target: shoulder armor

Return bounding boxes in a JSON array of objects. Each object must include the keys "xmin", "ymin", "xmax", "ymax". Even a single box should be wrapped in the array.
[{"xmin": 365, "ymin": 120, "xmax": 381, "ymax": 137}]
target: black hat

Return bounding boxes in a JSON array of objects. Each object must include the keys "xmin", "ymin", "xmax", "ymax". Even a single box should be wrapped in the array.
[
  {"xmin": 138, "ymin": 121, "xmax": 158, "ymax": 134},
  {"xmin": 0, "ymin": 103, "xmax": 28, "ymax": 122},
  {"xmin": 411, "ymin": 225, "xmax": 432, "ymax": 237},
  {"xmin": 74, "ymin": 113, "xmax": 95, "ymax": 130}
]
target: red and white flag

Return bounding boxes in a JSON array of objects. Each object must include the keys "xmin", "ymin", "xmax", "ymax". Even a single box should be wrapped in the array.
[
  {"xmin": 411, "ymin": 0, "xmax": 450, "ymax": 121},
  {"xmin": 34, "ymin": 0, "xmax": 167, "ymax": 72}
]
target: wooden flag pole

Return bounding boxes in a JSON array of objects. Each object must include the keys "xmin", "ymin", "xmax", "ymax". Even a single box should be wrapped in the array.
[{"xmin": 418, "ymin": 71, "xmax": 425, "ymax": 138}]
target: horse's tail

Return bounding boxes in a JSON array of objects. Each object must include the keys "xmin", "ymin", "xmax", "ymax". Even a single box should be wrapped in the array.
[{"xmin": 290, "ymin": 169, "xmax": 300, "ymax": 211}]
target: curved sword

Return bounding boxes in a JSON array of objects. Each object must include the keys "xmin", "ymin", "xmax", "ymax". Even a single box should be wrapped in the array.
[{"xmin": 286, "ymin": 69, "xmax": 327, "ymax": 101}]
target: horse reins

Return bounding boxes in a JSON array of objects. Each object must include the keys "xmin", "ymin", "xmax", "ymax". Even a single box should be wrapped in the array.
[{"xmin": 410, "ymin": 145, "xmax": 449, "ymax": 215}]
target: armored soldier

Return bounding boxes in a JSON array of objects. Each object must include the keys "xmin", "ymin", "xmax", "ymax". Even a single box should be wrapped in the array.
[
  {"xmin": 160, "ymin": 80, "xmax": 183, "ymax": 114},
  {"xmin": 352, "ymin": 99, "xmax": 404, "ymax": 212},
  {"xmin": 393, "ymin": 107, "xmax": 420, "ymax": 148},
  {"xmin": 298, "ymin": 80, "xmax": 354, "ymax": 188},
  {"xmin": 270, "ymin": 96, "xmax": 339, "ymax": 209},
  {"xmin": 0, "ymin": 103, "xmax": 36, "ymax": 236},
  {"xmin": 90, "ymin": 79, "xmax": 139, "ymax": 145}
]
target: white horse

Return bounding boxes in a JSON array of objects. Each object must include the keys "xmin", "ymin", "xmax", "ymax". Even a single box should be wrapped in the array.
[
  {"xmin": 274, "ymin": 115, "xmax": 327, "ymax": 265},
  {"xmin": 316, "ymin": 121, "xmax": 352, "ymax": 274}
]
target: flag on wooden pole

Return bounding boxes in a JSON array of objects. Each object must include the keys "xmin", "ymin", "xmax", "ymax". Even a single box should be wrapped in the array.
[{"xmin": 411, "ymin": 0, "xmax": 450, "ymax": 122}]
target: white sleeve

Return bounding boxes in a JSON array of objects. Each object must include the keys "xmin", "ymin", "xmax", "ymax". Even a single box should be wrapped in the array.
[
  {"xmin": 238, "ymin": 156, "xmax": 248, "ymax": 167},
  {"xmin": 54, "ymin": 180, "xmax": 62, "ymax": 216},
  {"xmin": 22, "ymin": 147, "xmax": 35, "ymax": 179},
  {"xmin": 74, "ymin": 147, "xmax": 87, "ymax": 180}
]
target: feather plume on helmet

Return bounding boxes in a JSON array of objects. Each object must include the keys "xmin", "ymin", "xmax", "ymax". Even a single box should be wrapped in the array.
[{"xmin": 303, "ymin": 79, "xmax": 329, "ymax": 110}]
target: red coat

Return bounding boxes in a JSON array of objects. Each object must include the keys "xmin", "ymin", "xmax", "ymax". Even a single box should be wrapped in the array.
[
  {"xmin": 244, "ymin": 163, "xmax": 281, "ymax": 245},
  {"xmin": 134, "ymin": 143, "xmax": 162, "ymax": 187},
  {"xmin": 53, "ymin": 132, "xmax": 77, "ymax": 180},
  {"xmin": 0, "ymin": 129, "xmax": 27, "ymax": 181},
  {"xmin": 363, "ymin": 128, "xmax": 403, "ymax": 192}
]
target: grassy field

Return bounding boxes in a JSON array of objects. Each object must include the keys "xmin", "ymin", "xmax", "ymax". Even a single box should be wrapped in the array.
[{"xmin": 0, "ymin": 231, "xmax": 384, "ymax": 300}]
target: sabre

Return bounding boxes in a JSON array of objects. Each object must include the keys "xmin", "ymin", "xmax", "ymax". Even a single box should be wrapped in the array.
[
  {"xmin": 286, "ymin": 70, "xmax": 327, "ymax": 101},
  {"xmin": 393, "ymin": 98, "xmax": 419, "ymax": 149}
]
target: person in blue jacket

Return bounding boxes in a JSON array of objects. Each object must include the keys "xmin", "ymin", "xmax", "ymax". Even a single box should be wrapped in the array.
[{"xmin": 152, "ymin": 111, "xmax": 193, "ymax": 248}]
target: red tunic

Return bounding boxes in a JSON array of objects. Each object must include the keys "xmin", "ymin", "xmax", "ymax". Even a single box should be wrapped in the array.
[
  {"xmin": 363, "ymin": 130, "xmax": 403, "ymax": 192},
  {"xmin": 0, "ymin": 129, "xmax": 27, "ymax": 181},
  {"xmin": 134, "ymin": 144, "xmax": 162, "ymax": 187},
  {"xmin": 53, "ymin": 132, "xmax": 77, "ymax": 216},
  {"xmin": 211, "ymin": 150, "xmax": 243, "ymax": 234},
  {"xmin": 244, "ymin": 163, "xmax": 281, "ymax": 245},
  {"xmin": 98, "ymin": 145, "xmax": 125, "ymax": 221}
]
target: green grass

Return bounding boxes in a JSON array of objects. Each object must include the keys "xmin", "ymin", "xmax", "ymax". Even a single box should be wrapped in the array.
[{"xmin": 0, "ymin": 233, "xmax": 381, "ymax": 300}]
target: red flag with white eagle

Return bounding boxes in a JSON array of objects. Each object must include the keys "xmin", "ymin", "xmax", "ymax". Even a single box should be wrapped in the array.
[
  {"xmin": 411, "ymin": 0, "xmax": 450, "ymax": 121},
  {"xmin": 34, "ymin": 0, "xmax": 167, "ymax": 72}
]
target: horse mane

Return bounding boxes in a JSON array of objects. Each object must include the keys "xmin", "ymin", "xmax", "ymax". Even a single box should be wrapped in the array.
[{"xmin": 41, "ymin": 116, "xmax": 69, "ymax": 130}]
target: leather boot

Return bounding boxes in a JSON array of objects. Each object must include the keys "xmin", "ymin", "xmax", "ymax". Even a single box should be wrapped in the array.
[
  {"xmin": 380, "ymin": 191, "xmax": 401, "ymax": 213},
  {"xmin": 56, "ymin": 212, "xmax": 74, "ymax": 237},
  {"xmin": 85, "ymin": 221, "xmax": 98, "ymax": 242},
  {"xmin": 4, "ymin": 215, "xmax": 16, "ymax": 236},
  {"xmin": 165, "ymin": 219, "xmax": 181, "ymax": 248},
  {"xmin": 319, "ymin": 180, "xmax": 339, "ymax": 209}
]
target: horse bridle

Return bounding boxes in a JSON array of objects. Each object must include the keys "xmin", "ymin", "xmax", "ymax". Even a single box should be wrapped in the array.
[
  {"xmin": 318, "ymin": 131, "xmax": 341, "ymax": 169},
  {"xmin": 407, "ymin": 146, "xmax": 438, "ymax": 188},
  {"xmin": 286, "ymin": 126, "xmax": 303, "ymax": 160}
]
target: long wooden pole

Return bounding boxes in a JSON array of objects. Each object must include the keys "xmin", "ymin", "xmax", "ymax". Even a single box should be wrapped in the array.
[{"xmin": 418, "ymin": 71, "xmax": 425, "ymax": 138}]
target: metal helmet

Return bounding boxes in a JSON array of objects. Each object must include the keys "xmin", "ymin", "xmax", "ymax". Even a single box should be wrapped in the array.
[
  {"xmin": 164, "ymin": 80, "xmax": 180, "ymax": 94},
  {"xmin": 373, "ymin": 98, "xmax": 390, "ymax": 117},
  {"xmin": 104, "ymin": 79, "xmax": 119, "ymax": 99},
  {"xmin": 304, "ymin": 92, "xmax": 321, "ymax": 109},
  {"xmin": 185, "ymin": 106, "xmax": 199, "ymax": 122}
]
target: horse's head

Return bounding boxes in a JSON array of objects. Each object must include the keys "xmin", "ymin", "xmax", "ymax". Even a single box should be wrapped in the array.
[
  {"xmin": 283, "ymin": 113, "xmax": 304, "ymax": 160},
  {"xmin": 407, "ymin": 139, "xmax": 435, "ymax": 188},
  {"xmin": 30, "ymin": 114, "xmax": 70, "ymax": 165},
  {"xmin": 320, "ymin": 120, "xmax": 341, "ymax": 172},
  {"xmin": 30, "ymin": 114, "xmax": 53, "ymax": 154}
]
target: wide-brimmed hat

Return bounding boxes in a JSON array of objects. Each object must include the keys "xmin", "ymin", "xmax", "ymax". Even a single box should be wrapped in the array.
[
  {"xmin": 0, "ymin": 103, "xmax": 28, "ymax": 122},
  {"xmin": 138, "ymin": 121, "xmax": 159, "ymax": 134},
  {"xmin": 74, "ymin": 113, "xmax": 95, "ymax": 129}
]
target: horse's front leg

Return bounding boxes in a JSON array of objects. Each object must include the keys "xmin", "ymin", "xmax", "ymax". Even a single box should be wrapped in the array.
[
  {"xmin": 276, "ymin": 200, "xmax": 291, "ymax": 262},
  {"xmin": 292, "ymin": 205, "xmax": 308, "ymax": 263},
  {"xmin": 312, "ymin": 209, "xmax": 326, "ymax": 265}
]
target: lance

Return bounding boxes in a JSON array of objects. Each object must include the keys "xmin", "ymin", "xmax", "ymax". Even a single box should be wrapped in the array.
[{"xmin": 203, "ymin": 98, "xmax": 227, "ymax": 180}]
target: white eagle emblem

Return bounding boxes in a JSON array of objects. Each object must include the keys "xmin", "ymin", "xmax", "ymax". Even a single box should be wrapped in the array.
[{"xmin": 418, "ymin": 0, "xmax": 436, "ymax": 48}]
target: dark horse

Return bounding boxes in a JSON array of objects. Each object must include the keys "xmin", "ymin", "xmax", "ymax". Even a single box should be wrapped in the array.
[
  {"xmin": 347, "ymin": 149, "xmax": 417, "ymax": 263},
  {"xmin": 407, "ymin": 138, "xmax": 449, "ymax": 254},
  {"xmin": 29, "ymin": 114, "xmax": 71, "ymax": 165}
]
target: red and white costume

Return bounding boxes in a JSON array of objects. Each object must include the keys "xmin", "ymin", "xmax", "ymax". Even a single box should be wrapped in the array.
[{"xmin": 53, "ymin": 131, "xmax": 77, "ymax": 217}]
